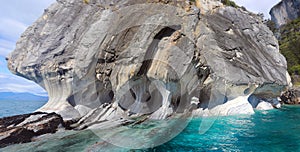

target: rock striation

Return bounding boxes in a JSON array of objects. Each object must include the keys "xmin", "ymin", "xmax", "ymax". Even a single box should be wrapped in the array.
[
  {"xmin": 270, "ymin": 0, "xmax": 300, "ymax": 27},
  {"xmin": 0, "ymin": 112, "xmax": 67, "ymax": 147},
  {"xmin": 7, "ymin": 0, "xmax": 290, "ymax": 127}
]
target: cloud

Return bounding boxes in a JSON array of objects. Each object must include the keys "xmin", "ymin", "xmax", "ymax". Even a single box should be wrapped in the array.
[
  {"xmin": 0, "ymin": 47, "xmax": 13, "ymax": 57},
  {"xmin": 0, "ymin": 0, "xmax": 56, "ymax": 25},
  {"xmin": 0, "ymin": 73, "xmax": 47, "ymax": 96},
  {"xmin": 0, "ymin": 0, "xmax": 54, "ymax": 96},
  {"xmin": 233, "ymin": 0, "xmax": 281, "ymax": 18},
  {"xmin": 0, "ymin": 39, "xmax": 15, "ymax": 57},
  {"xmin": 0, "ymin": 18, "xmax": 27, "ymax": 41},
  {"xmin": 0, "ymin": 0, "xmax": 55, "ymax": 58},
  {"xmin": 0, "ymin": 39, "xmax": 15, "ymax": 50}
]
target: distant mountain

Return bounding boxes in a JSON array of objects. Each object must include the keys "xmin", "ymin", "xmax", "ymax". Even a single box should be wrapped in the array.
[{"xmin": 0, "ymin": 92, "xmax": 48, "ymax": 102}]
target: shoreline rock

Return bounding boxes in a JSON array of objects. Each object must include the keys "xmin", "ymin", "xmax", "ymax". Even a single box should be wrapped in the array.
[
  {"xmin": 0, "ymin": 112, "xmax": 72, "ymax": 148},
  {"xmin": 280, "ymin": 88, "xmax": 300, "ymax": 104},
  {"xmin": 256, "ymin": 101, "xmax": 274, "ymax": 110}
]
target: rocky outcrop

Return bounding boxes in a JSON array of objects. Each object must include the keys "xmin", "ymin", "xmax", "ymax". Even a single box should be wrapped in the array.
[
  {"xmin": 0, "ymin": 112, "xmax": 67, "ymax": 148},
  {"xmin": 256, "ymin": 101, "xmax": 274, "ymax": 110},
  {"xmin": 280, "ymin": 88, "xmax": 300, "ymax": 104},
  {"xmin": 7, "ymin": 0, "xmax": 289, "ymax": 128},
  {"xmin": 270, "ymin": 0, "xmax": 300, "ymax": 27}
]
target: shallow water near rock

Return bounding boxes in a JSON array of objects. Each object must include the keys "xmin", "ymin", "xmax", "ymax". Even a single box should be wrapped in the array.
[{"xmin": 2, "ymin": 105, "xmax": 300, "ymax": 151}]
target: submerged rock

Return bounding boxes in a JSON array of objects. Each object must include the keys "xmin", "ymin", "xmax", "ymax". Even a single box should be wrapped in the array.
[{"xmin": 7, "ymin": 0, "xmax": 289, "ymax": 129}]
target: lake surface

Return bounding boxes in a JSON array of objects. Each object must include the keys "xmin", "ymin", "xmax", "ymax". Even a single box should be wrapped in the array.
[
  {"xmin": 1, "ymin": 103, "xmax": 300, "ymax": 151},
  {"xmin": 0, "ymin": 99, "xmax": 47, "ymax": 118}
]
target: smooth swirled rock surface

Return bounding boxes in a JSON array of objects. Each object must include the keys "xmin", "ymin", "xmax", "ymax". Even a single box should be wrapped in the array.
[{"xmin": 7, "ymin": 0, "xmax": 289, "ymax": 125}]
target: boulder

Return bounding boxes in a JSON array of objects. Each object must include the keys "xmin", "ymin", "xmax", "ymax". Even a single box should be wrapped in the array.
[
  {"xmin": 256, "ymin": 101, "xmax": 274, "ymax": 110},
  {"xmin": 274, "ymin": 102, "xmax": 282, "ymax": 109},
  {"xmin": 193, "ymin": 95, "xmax": 254, "ymax": 116},
  {"xmin": 280, "ymin": 89, "xmax": 300, "ymax": 104},
  {"xmin": 266, "ymin": 98, "xmax": 281, "ymax": 108},
  {"xmin": 0, "ymin": 112, "xmax": 67, "ymax": 148}
]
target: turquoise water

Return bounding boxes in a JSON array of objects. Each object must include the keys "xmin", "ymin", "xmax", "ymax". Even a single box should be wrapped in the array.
[
  {"xmin": 2, "ymin": 105, "xmax": 300, "ymax": 151},
  {"xmin": 153, "ymin": 106, "xmax": 300, "ymax": 151},
  {"xmin": 0, "ymin": 100, "xmax": 47, "ymax": 118}
]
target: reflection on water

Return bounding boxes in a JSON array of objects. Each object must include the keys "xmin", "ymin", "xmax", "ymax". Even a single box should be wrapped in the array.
[
  {"xmin": 90, "ymin": 115, "xmax": 191, "ymax": 149},
  {"xmin": 2, "ymin": 105, "xmax": 300, "ymax": 151}
]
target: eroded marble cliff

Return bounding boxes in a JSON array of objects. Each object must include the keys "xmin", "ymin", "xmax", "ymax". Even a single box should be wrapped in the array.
[
  {"xmin": 7, "ymin": 0, "xmax": 290, "ymax": 126},
  {"xmin": 270, "ymin": 0, "xmax": 300, "ymax": 27}
]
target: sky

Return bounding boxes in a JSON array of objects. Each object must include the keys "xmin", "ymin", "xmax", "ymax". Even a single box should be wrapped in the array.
[
  {"xmin": 234, "ymin": 0, "xmax": 281, "ymax": 19},
  {"xmin": 0, "ymin": 0, "xmax": 282, "ymax": 96},
  {"xmin": 0, "ymin": 0, "xmax": 55, "ymax": 96}
]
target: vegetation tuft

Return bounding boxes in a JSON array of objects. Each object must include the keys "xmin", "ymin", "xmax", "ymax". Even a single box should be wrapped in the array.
[
  {"xmin": 83, "ymin": 0, "xmax": 89, "ymax": 4},
  {"xmin": 221, "ymin": 0, "xmax": 238, "ymax": 8},
  {"xmin": 266, "ymin": 17, "xmax": 300, "ymax": 83}
]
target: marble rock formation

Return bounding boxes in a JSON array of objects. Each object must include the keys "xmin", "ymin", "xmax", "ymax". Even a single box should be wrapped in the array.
[
  {"xmin": 256, "ymin": 101, "xmax": 274, "ymax": 110},
  {"xmin": 270, "ymin": 0, "xmax": 300, "ymax": 27},
  {"xmin": 7, "ymin": 0, "xmax": 290, "ymax": 127}
]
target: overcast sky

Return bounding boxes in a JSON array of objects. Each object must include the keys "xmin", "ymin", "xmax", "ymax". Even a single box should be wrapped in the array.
[
  {"xmin": 0, "ymin": 0, "xmax": 283, "ymax": 95},
  {"xmin": 234, "ymin": 0, "xmax": 281, "ymax": 18}
]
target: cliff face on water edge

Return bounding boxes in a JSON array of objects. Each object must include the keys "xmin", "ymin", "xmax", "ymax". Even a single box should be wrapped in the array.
[
  {"xmin": 7, "ymin": 0, "xmax": 290, "ymax": 127},
  {"xmin": 268, "ymin": 0, "xmax": 300, "ymax": 84},
  {"xmin": 270, "ymin": 0, "xmax": 300, "ymax": 27}
]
